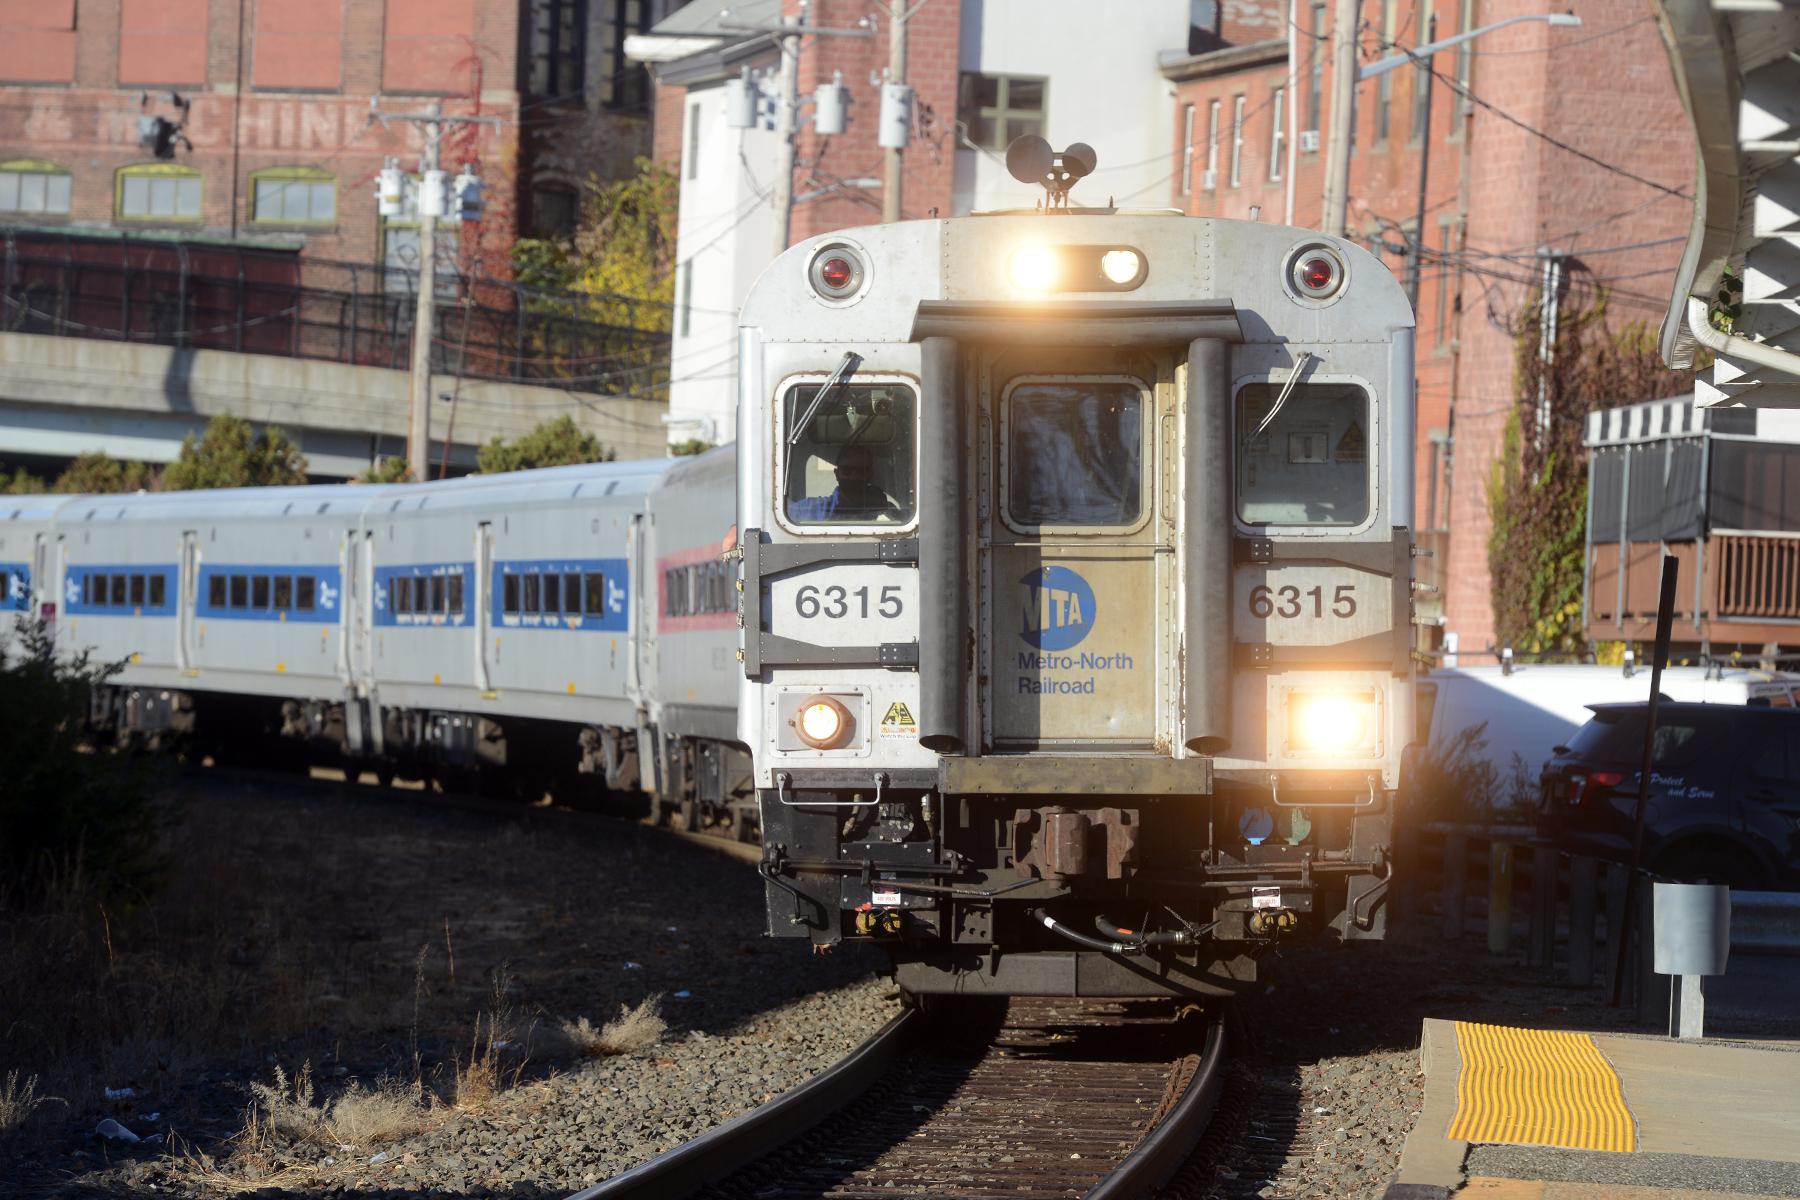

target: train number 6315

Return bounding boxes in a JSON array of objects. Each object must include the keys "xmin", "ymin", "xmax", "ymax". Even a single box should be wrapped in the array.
[
  {"xmin": 1248, "ymin": 583, "xmax": 1357, "ymax": 619},
  {"xmin": 795, "ymin": 583, "xmax": 905, "ymax": 619}
]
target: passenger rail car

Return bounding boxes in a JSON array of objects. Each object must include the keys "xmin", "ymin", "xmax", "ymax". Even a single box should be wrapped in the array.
[
  {"xmin": 737, "ymin": 181, "xmax": 1418, "ymax": 995},
  {"xmin": 1, "ymin": 454, "xmax": 747, "ymax": 819}
]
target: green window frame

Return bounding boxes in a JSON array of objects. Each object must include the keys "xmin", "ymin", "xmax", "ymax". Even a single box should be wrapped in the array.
[
  {"xmin": 116, "ymin": 164, "xmax": 202, "ymax": 222},
  {"xmin": 0, "ymin": 160, "xmax": 71, "ymax": 215},
  {"xmin": 956, "ymin": 73, "xmax": 1046, "ymax": 152},
  {"xmin": 250, "ymin": 167, "xmax": 337, "ymax": 225}
]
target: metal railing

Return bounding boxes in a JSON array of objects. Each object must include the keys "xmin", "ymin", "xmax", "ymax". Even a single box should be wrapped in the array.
[
  {"xmin": 1716, "ymin": 533, "xmax": 1800, "ymax": 619},
  {"xmin": 0, "ymin": 229, "xmax": 671, "ymax": 398}
]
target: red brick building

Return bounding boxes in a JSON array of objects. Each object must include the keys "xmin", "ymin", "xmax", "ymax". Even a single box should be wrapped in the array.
[
  {"xmin": 0, "ymin": 0, "xmax": 660, "ymax": 282},
  {"xmin": 1165, "ymin": 0, "xmax": 1694, "ymax": 659}
]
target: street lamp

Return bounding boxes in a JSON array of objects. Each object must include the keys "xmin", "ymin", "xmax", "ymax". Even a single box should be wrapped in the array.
[{"xmin": 1321, "ymin": 9, "xmax": 1581, "ymax": 239}]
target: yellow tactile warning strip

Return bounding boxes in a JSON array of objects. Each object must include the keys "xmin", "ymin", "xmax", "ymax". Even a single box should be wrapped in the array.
[{"xmin": 1446, "ymin": 1022, "xmax": 1636, "ymax": 1153}]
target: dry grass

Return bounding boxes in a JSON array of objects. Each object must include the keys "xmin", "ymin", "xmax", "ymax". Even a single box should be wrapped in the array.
[
  {"xmin": 245, "ymin": 1063, "xmax": 426, "ymax": 1151},
  {"xmin": 551, "ymin": 994, "xmax": 667, "ymax": 1059},
  {"xmin": 449, "ymin": 975, "xmax": 528, "ymax": 1112},
  {"xmin": 0, "ymin": 1070, "xmax": 62, "ymax": 1136}
]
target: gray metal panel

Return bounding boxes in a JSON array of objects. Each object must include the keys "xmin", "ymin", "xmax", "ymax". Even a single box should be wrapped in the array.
[
  {"xmin": 917, "ymin": 336, "xmax": 966, "ymax": 751},
  {"xmin": 1184, "ymin": 338, "xmax": 1231, "ymax": 753}
]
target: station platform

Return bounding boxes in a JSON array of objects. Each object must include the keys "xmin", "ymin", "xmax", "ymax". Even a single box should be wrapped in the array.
[{"xmin": 1386, "ymin": 1019, "xmax": 1800, "ymax": 1199}]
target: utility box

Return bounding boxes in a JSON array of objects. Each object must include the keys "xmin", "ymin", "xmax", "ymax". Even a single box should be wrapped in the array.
[
  {"xmin": 1653, "ymin": 881, "xmax": 1731, "ymax": 1039},
  {"xmin": 878, "ymin": 82, "xmax": 912, "ymax": 149}
]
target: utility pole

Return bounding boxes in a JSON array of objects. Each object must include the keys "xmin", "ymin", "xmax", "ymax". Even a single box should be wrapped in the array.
[
  {"xmin": 1320, "ymin": 0, "xmax": 1360, "ymax": 237},
  {"xmin": 882, "ymin": 3, "xmax": 910, "ymax": 223},
  {"xmin": 370, "ymin": 102, "xmax": 499, "ymax": 481},
  {"xmin": 770, "ymin": 7, "xmax": 803, "ymax": 258},
  {"xmin": 1405, "ymin": 13, "xmax": 1436, "ymax": 311}
]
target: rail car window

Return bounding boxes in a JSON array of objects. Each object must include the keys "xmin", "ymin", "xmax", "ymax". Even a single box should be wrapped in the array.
[
  {"xmin": 523, "ymin": 573, "xmax": 541, "ymax": 614},
  {"xmin": 297, "ymin": 576, "xmax": 316, "ymax": 611},
  {"xmin": 1236, "ymin": 382, "xmax": 1371, "ymax": 526},
  {"xmin": 230, "ymin": 575, "xmax": 248, "ymax": 609},
  {"xmin": 544, "ymin": 573, "xmax": 562, "ymax": 615},
  {"xmin": 1006, "ymin": 380, "xmax": 1145, "ymax": 526},
  {"xmin": 130, "ymin": 574, "xmax": 146, "ymax": 606},
  {"xmin": 150, "ymin": 575, "xmax": 166, "ymax": 609},
  {"xmin": 584, "ymin": 571, "xmax": 604, "ymax": 616},
  {"xmin": 274, "ymin": 575, "xmax": 292, "ymax": 610},
  {"xmin": 447, "ymin": 573, "xmax": 464, "ymax": 616},
  {"xmin": 250, "ymin": 575, "xmax": 267, "ymax": 610},
  {"xmin": 430, "ymin": 575, "xmax": 447, "ymax": 614},
  {"xmin": 209, "ymin": 576, "xmax": 226, "ymax": 608},
  {"xmin": 563, "ymin": 572, "xmax": 581, "ymax": 616},
  {"xmin": 783, "ymin": 381, "xmax": 917, "ymax": 526},
  {"xmin": 85, "ymin": 575, "xmax": 100, "ymax": 605},
  {"xmin": 111, "ymin": 575, "xmax": 128, "ymax": 606},
  {"xmin": 503, "ymin": 574, "xmax": 521, "ymax": 615},
  {"xmin": 396, "ymin": 577, "xmax": 414, "ymax": 615}
]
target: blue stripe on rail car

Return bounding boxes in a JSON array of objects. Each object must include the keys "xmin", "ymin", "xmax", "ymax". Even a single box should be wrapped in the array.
[
  {"xmin": 372, "ymin": 562, "xmax": 476, "ymax": 628},
  {"xmin": 64, "ymin": 564, "xmax": 179, "ymax": 617},
  {"xmin": 195, "ymin": 564, "xmax": 342, "ymax": 624},
  {"xmin": 1, "ymin": 562, "xmax": 28, "ymax": 612},
  {"xmin": 491, "ymin": 557, "xmax": 628, "ymax": 632}
]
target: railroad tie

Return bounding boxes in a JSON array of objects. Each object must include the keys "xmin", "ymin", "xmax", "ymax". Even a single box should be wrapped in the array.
[{"xmin": 1446, "ymin": 1021, "xmax": 1636, "ymax": 1153}]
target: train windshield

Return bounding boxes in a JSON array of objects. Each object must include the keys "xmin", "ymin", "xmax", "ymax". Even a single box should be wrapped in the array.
[
  {"xmin": 1005, "ymin": 379, "xmax": 1145, "ymax": 527},
  {"xmin": 783, "ymin": 381, "xmax": 917, "ymax": 526},
  {"xmin": 1235, "ymin": 382, "xmax": 1370, "ymax": 526}
]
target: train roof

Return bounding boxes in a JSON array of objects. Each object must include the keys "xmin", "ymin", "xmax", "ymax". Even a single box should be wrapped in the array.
[{"xmin": 1, "ymin": 495, "xmax": 76, "ymax": 523}]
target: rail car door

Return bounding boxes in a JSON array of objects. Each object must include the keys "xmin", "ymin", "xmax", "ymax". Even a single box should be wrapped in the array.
[
  {"xmin": 977, "ymin": 349, "xmax": 1179, "ymax": 751},
  {"xmin": 177, "ymin": 530, "xmax": 200, "ymax": 673},
  {"xmin": 474, "ymin": 521, "xmax": 493, "ymax": 693}
]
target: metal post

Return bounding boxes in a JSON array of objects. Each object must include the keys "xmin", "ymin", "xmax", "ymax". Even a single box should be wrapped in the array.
[
  {"xmin": 1320, "ymin": 0, "xmax": 1360, "ymax": 236},
  {"xmin": 1487, "ymin": 840, "xmax": 1513, "ymax": 955},
  {"xmin": 1612, "ymin": 555, "xmax": 1681, "ymax": 1006},
  {"xmin": 1569, "ymin": 854, "xmax": 1598, "ymax": 985},
  {"xmin": 882, "ymin": 2, "xmax": 908, "ymax": 223},
  {"xmin": 407, "ymin": 102, "xmax": 442, "ymax": 484},
  {"xmin": 771, "ymin": 5, "xmax": 804, "ymax": 257},
  {"xmin": 1405, "ymin": 14, "xmax": 1436, "ymax": 311},
  {"xmin": 1442, "ymin": 830, "xmax": 1467, "ymax": 941}
]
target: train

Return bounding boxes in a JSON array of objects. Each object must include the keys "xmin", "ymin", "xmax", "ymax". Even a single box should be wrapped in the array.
[
  {"xmin": 0, "ymin": 451, "xmax": 751, "ymax": 831},
  {"xmin": 3, "ymin": 140, "xmax": 1418, "ymax": 999}
]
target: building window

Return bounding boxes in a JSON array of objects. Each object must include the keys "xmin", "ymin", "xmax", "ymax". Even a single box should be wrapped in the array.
[
  {"xmin": 0, "ymin": 161, "xmax": 71, "ymax": 215},
  {"xmin": 117, "ymin": 164, "xmax": 201, "ymax": 221},
  {"xmin": 1305, "ymin": 1, "xmax": 1324, "ymax": 137},
  {"xmin": 956, "ymin": 73, "xmax": 1046, "ymax": 151},
  {"xmin": 1205, "ymin": 100, "xmax": 1220, "ymax": 189},
  {"xmin": 1435, "ymin": 217, "xmax": 1459, "ymax": 345},
  {"xmin": 686, "ymin": 102, "xmax": 701, "ymax": 180},
  {"xmin": 1229, "ymin": 95, "xmax": 1244, "ymax": 188},
  {"xmin": 382, "ymin": 175, "xmax": 460, "ymax": 296},
  {"xmin": 1269, "ymin": 87, "xmax": 1285, "ymax": 181},
  {"xmin": 1412, "ymin": 7, "xmax": 1434, "ymax": 143},
  {"xmin": 1179, "ymin": 104, "xmax": 1195, "ymax": 196},
  {"xmin": 250, "ymin": 167, "xmax": 336, "ymax": 224},
  {"xmin": 598, "ymin": 0, "xmax": 652, "ymax": 110},
  {"xmin": 1376, "ymin": 0, "xmax": 1396, "ymax": 143},
  {"xmin": 528, "ymin": 0, "xmax": 586, "ymax": 100},
  {"xmin": 531, "ymin": 184, "xmax": 579, "ymax": 236}
]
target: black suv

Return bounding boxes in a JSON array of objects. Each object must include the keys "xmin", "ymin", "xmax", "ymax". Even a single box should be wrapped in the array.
[{"xmin": 1537, "ymin": 702, "xmax": 1800, "ymax": 889}]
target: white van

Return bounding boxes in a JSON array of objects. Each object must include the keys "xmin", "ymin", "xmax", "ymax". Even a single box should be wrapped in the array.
[{"xmin": 1412, "ymin": 664, "xmax": 1799, "ymax": 814}]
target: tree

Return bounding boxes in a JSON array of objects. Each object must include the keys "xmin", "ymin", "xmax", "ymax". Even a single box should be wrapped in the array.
[
  {"xmin": 477, "ymin": 415, "xmax": 613, "ymax": 474},
  {"xmin": 356, "ymin": 457, "xmax": 414, "ymax": 484},
  {"xmin": 2, "ymin": 466, "xmax": 46, "ymax": 495},
  {"xmin": 669, "ymin": 438, "xmax": 713, "ymax": 457},
  {"xmin": 161, "ymin": 415, "xmax": 308, "ymax": 491},
  {"xmin": 52, "ymin": 452, "xmax": 156, "ymax": 494},
  {"xmin": 1487, "ymin": 286, "xmax": 1698, "ymax": 655},
  {"xmin": 511, "ymin": 158, "xmax": 676, "ymax": 334}
]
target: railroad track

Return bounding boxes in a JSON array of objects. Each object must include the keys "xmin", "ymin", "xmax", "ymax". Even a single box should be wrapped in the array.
[{"xmin": 569, "ymin": 997, "xmax": 1228, "ymax": 1200}]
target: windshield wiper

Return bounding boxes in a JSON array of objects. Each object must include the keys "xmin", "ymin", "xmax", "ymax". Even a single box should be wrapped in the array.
[
  {"xmin": 789, "ymin": 351, "xmax": 864, "ymax": 446},
  {"xmin": 1252, "ymin": 351, "xmax": 1315, "ymax": 440}
]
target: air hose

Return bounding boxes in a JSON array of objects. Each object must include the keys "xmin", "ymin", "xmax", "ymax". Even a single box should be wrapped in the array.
[{"xmin": 1029, "ymin": 908, "xmax": 1198, "ymax": 954}]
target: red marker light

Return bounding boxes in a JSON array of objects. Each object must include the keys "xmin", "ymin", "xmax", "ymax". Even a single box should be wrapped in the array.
[
  {"xmin": 1301, "ymin": 256, "xmax": 1335, "ymax": 291},
  {"xmin": 820, "ymin": 257, "xmax": 854, "ymax": 291}
]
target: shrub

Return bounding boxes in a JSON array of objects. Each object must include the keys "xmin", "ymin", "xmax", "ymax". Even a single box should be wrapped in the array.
[
  {"xmin": 0, "ymin": 620, "xmax": 165, "ymax": 908},
  {"xmin": 477, "ymin": 415, "xmax": 613, "ymax": 474}
]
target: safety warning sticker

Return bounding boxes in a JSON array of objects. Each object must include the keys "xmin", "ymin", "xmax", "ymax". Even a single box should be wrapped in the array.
[{"xmin": 880, "ymin": 700, "xmax": 918, "ymax": 737}]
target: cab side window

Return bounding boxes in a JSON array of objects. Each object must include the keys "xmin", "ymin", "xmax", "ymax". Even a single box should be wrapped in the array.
[{"xmin": 1236, "ymin": 381, "xmax": 1371, "ymax": 527}]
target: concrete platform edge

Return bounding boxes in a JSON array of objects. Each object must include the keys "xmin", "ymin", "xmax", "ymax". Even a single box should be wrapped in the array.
[{"xmin": 1388, "ymin": 1017, "xmax": 1470, "ymax": 1196}]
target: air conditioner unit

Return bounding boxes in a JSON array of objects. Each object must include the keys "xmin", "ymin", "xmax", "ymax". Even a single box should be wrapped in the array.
[
  {"xmin": 1298, "ymin": 129, "xmax": 1320, "ymax": 153},
  {"xmin": 1202, "ymin": 168, "xmax": 1217, "ymax": 190}
]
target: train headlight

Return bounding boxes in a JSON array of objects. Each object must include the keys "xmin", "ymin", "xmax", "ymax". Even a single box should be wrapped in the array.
[
  {"xmin": 1100, "ymin": 249, "xmax": 1143, "ymax": 285},
  {"xmin": 794, "ymin": 696, "xmax": 854, "ymax": 749},
  {"xmin": 1286, "ymin": 690, "xmax": 1379, "ymax": 755},
  {"xmin": 1008, "ymin": 244, "xmax": 1060, "ymax": 292}
]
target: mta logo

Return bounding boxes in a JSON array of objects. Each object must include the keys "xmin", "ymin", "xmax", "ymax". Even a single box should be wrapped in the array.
[{"xmin": 1019, "ymin": 565, "xmax": 1097, "ymax": 651}]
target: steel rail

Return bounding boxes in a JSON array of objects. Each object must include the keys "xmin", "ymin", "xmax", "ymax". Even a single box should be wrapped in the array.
[
  {"xmin": 562, "ymin": 1007, "xmax": 920, "ymax": 1200},
  {"xmin": 1084, "ymin": 1012, "xmax": 1230, "ymax": 1200}
]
